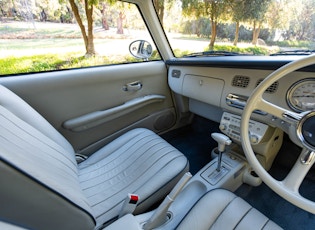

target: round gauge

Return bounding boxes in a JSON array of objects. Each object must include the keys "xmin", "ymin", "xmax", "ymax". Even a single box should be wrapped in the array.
[{"xmin": 287, "ymin": 79, "xmax": 315, "ymax": 112}]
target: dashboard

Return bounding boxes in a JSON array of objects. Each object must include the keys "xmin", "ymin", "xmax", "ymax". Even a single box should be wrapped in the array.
[
  {"xmin": 166, "ymin": 56, "xmax": 315, "ymax": 169},
  {"xmin": 167, "ymin": 56, "xmax": 315, "ymax": 125}
]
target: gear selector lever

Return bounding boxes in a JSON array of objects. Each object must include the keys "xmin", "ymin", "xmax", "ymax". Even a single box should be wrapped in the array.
[{"xmin": 211, "ymin": 133, "xmax": 232, "ymax": 171}]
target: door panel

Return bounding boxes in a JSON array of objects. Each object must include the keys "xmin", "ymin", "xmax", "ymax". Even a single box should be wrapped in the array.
[{"xmin": 0, "ymin": 61, "xmax": 176, "ymax": 154}]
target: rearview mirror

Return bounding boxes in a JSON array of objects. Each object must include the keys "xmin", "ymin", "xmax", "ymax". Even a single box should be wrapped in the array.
[{"xmin": 129, "ymin": 40, "xmax": 153, "ymax": 61}]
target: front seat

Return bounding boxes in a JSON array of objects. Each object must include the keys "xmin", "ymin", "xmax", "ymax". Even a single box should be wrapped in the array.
[{"xmin": 0, "ymin": 85, "xmax": 189, "ymax": 230}]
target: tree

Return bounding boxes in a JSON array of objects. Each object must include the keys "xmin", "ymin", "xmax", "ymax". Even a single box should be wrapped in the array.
[
  {"xmin": 286, "ymin": 0, "xmax": 315, "ymax": 40},
  {"xmin": 182, "ymin": 0, "xmax": 230, "ymax": 49},
  {"xmin": 230, "ymin": 0, "xmax": 247, "ymax": 46},
  {"xmin": 100, "ymin": 3, "xmax": 110, "ymax": 30},
  {"xmin": 67, "ymin": 0, "xmax": 131, "ymax": 55},
  {"xmin": 153, "ymin": 0, "xmax": 175, "ymax": 26},
  {"xmin": 116, "ymin": 11, "xmax": 125, "ymax": 34},
  {"xmin": 244, "ymin": 0, "xmax": 271, "ymax": 45},
  {"xmin": 265, "ymin": 0, "xmax": 286, "ymax": 32},
  {"xmin": 68, "ymin": 0, "xmax": 96, "ymax": 56},
  {"xmin": 16, "ymin": 0, "xmax": 36, "ymax": 28},
  {"xmin": 153, "ymin": 0, "xmax": 165, "ymax": 25}
]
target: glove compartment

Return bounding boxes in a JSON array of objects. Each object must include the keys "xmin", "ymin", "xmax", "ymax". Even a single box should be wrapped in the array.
[{"xmin": 182, "ymin": 74, "xmax": 224, "ymax": 107}]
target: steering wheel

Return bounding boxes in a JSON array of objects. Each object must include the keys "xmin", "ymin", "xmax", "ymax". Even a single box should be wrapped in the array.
[{"xmin": 241, "ymin": 54, "xmax": 315, "ymax": 214}]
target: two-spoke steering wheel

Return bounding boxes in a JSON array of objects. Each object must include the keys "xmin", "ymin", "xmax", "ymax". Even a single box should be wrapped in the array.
[{"xmin": 241, "ymin": 54, "xmax": 315, "ymax": 214}]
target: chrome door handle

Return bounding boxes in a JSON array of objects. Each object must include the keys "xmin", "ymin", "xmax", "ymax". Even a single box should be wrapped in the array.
[{"xmin": 123, "ymin": 81, "xmax": 142, "ymax": 91}]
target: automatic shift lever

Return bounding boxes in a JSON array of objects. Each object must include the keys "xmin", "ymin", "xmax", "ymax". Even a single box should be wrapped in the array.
[{"xmin": 211, "ymin": 133, "xmax": 232, "ymax": 171}]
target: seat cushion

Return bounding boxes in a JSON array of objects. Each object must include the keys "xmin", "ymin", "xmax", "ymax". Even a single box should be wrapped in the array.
[
  {"xmin": 78, "ymin": 128, "xmax": 189, "ymax": 226},
  {"xmin": 176, "ymin": 189, "xmax": 282, "ymax": 230}
]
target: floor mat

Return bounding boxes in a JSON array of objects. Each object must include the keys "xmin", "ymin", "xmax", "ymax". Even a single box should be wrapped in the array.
[
  {"xmin": 235, "ymin": 179, "xmax": 315, "ymax": 230},
  {"xmin": 161, "ymin": 115, "xmax": 220, "ymax": 175},
  {"xmin": 235, "ymin": 134, "xmax": 315, "ymax": 229}
]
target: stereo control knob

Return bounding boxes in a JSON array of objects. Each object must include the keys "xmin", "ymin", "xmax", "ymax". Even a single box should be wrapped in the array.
[
  {"xmin": 250, "ymin": 134, "xmax": 259, "ymax": 144},
  {"xmin": 219, "ymin": 124, "xmax": 227, "ymax": 131}
]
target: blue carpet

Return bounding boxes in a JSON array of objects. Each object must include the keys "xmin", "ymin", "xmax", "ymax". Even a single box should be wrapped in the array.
[
  {"xmin": 235, "ymin": 179, "xmax": 315, "ymax": 230},
  {"xmin": 235, "ymin": 134, "xmax": 315, "ymax": 230},
  {"xmin": 161, "ymin": 115, "xmax": 220, "ymax": 175}
]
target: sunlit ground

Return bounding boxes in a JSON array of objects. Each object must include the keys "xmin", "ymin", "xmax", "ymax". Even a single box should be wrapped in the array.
[{"xmin": 0, "ymin": 21, "xmax": 278, "ymax": 58}]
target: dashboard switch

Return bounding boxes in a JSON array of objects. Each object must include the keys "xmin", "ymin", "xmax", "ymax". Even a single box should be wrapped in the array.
[{"xmin": 250, "ymin": 134, "xmax": 259, "ymax": 144}]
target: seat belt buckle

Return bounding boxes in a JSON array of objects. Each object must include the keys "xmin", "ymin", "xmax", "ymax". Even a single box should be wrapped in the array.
[{"xmin": 118, "ymin": 193, "xmax": 139, "ymax": 218}]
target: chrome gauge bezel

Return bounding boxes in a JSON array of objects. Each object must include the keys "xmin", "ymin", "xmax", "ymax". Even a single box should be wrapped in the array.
[{"xmin": 286, "ymin": 79, "xmax": 315, "ymax": 112}]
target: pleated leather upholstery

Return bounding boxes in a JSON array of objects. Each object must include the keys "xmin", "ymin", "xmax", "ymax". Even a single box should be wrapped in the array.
[
  {"xmin": 79, "ymin": 128, "xmax": 188, "ymax": 226},
  {"xmin": 177, "ymin": 189, "xmax": 282, "ymax": 230},
  {"xmin": 0, "ymin": 106, "xmax": 95, "ymax": 230}
]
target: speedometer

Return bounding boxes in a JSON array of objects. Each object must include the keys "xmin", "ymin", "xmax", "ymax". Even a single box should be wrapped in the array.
[{"xmin": 286, "ymin": 79, "xmax": 315, "ymax": 112}]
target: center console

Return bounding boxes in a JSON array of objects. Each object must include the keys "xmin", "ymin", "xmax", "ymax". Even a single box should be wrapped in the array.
[
  {"xmin": 154, "ymin": 135, "xmax": 254, "ymax": 229},
  {"xmin": 219, "ymin": 112, "xmax": 283, "ymax": 170}
]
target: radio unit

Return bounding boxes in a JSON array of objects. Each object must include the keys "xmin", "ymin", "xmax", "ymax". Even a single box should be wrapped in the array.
[{"xmin": 219, "ymin": 112, "xmax": 268, "ymax": 144}]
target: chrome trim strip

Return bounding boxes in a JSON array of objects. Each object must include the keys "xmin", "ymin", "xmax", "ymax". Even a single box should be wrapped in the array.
[
  {"xmin": 226, "ymin": 93, "xmax": 267, "ymax": 115},
  {"xmin": 301, "ymin": 150, "xmax": 315, "ymax": 165}
]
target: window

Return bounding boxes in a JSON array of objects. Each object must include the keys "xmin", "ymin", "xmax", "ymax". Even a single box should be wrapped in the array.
[
  {"xmin": 0, "ymin": 1, "xmax": 160, "ymax": 76},
  {"xmin": 155, "ymin": 0, "xmax": 315, "ymax": 57}
]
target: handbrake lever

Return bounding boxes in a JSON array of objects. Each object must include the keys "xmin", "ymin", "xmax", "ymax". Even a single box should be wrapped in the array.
[{"xmin": 143, "ymin": 172, "xmax": 192, "ymax": 230}]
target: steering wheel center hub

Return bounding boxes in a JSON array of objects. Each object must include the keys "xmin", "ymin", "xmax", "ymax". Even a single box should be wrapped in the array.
[{"xmin": 298, "ymin": 111, "xmax": 315, "ymax": 150}]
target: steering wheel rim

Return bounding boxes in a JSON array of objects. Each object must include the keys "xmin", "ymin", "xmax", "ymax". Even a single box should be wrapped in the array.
[{"xmin": 241, "ymin": 54, "xmax": 315, "ymax": 214}]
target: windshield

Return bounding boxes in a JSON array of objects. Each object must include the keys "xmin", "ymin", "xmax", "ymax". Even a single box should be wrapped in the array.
[{"xmin": 154, "ymin": 0, "xmax": 315, "ymax": 57}]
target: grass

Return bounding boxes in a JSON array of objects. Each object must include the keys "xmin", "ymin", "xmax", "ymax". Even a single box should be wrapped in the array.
[
  {"xmin": 0, "ymin": 21, "xmax": 161, "ymax": 75},
  {"xmin": 0, "ymin": 53, "xmax": 76, "ymax": 74},
  {"xmin": 0, "ymin": 22, "xmax": 82, "ymax": 39},
  {"xmin": 0, "ymin": 53, "xmax": 132, "ymax": 75},
  {"xmin": 268, "ymin": 40, "xmax": 315, "ymax": 49},
  {"xmin": 0, "ymin": 51, "xmax": 163, "ymax": 75}
]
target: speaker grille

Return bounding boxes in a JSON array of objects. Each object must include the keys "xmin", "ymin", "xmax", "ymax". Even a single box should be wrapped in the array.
[
  {"xmin": 232, "ymin": 75, "xmax": 250, "ymax": 88},
  {"xmin": 256, "ymin": 79, "xmax": 279, "ymax": 93}
]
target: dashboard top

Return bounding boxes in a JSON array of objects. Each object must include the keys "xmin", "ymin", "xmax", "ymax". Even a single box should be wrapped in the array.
[{"xmin": 166, "ymin": 55, "xmax": 315, "ymax": 72}]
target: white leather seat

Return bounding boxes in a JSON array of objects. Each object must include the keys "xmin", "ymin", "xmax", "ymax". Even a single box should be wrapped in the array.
[
  {"xmin": 0, "ymin": 85, "xmax": 188, "ymax": 229},
  {"xmin": 105, "ymin": 189, "xmax": 282, "ymax": 230},
  {"xmin": 177, "ymin": 189, "xmax": 282, "ymax": 230}
]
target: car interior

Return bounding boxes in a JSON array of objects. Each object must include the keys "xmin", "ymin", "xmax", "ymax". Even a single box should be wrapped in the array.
[{"xmin": 1, "ymin": 0, "xmax": 315, "ymax": 229}]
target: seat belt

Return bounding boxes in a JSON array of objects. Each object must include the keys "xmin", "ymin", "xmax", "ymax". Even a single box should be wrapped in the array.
[{"xmin": 118, "ymin": 193, "xmax": 139, "ymax": 218}]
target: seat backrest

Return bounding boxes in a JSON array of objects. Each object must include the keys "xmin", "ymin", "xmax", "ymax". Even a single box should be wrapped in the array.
[{"xmin": 0, "ymin": 85, "xmax": 95, "ymax": 229}]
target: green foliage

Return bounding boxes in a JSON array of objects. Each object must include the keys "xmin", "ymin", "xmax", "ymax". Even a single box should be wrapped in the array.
[
  {"xmin": 243, "ymin": 0, "xmax": 271, "ymax": 21},
  {"xmin": 267, "ymin": 40, "xmax": 315, "ymax": 49},
  {"xmin": 172, "ymin": 44, "xmax": 277, "ymax": 57},
  {"xmin": 0, "ymin": 51, "xmax": 160, "ymax": 75},
  {"xmin": 181, "ymin": 0, "xmax": 230, "ymax": 21},
  {"xmin": 181, "ymin": 18, "xmax": 211, "ymax": 38},
  {"xmin": 173, "ymin": 49, "xmax": 193, "ymax": 57},
  {"xmin": 181, "ymin": 20, "xmax": 272, "ymax": 42},
  {"xmin": 209, "ymin": 44, "xmax": 277, "ymax": 55}
]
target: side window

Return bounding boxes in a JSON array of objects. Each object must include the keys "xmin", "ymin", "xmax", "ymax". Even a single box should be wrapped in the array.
[{"xmin": 0, "ymin": 1, "xmax": 160, "ymax": 76}]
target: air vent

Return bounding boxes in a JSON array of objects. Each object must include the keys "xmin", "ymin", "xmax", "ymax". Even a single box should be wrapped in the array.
[
  {"xmin": 232, "ymin": 75, "xmax": 250, "ymax": 88},
  {"xmin": 256, "ymin": 79, "xmax": 279, "ymax": 93}
]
